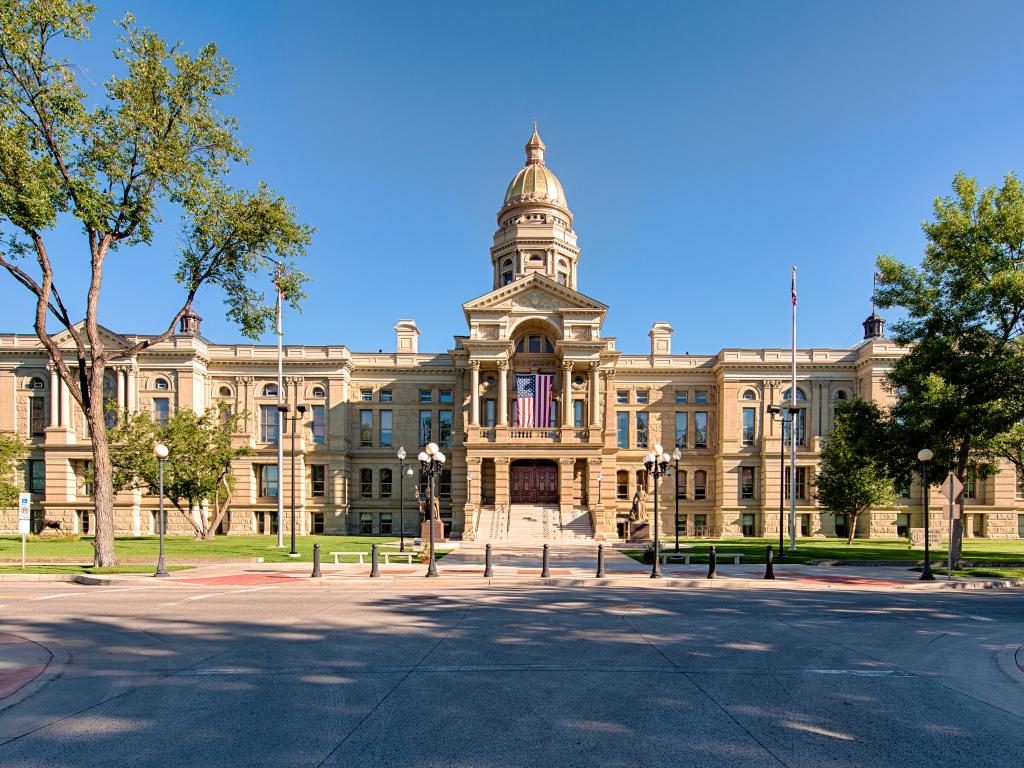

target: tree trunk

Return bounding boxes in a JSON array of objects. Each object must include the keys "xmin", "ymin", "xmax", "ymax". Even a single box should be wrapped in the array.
[
  {"xmin": 951, "ymin": 439, "xmax": 971, "ymax": 570},
  {"xmin": 846, "ymin": 510, "xmax": 860, "ymax": 545},
  {"xmin": 85, "ymin": 403, "xmax": 117, "ymax": 568}
]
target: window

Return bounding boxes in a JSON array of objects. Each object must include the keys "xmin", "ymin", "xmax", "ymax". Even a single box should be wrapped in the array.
[
  {"xmin": 675, "ymin": 391, "xmax": 688, "ymax": 404},
  {"xmin": 419, "ymin": 410, "xmax": 432, "ymax": 445},
  {"xmin": 103, "ymin": 372, "xmax": 118, "ymax": 429},
  {"xmin": 360, "ymin": 512, "xmax": 373, "ymax": 535},
  {"xmin": 439, "ymin": 410, "xmax": 453, "ymax": 448},
  {"xmin": 616, "ymin": 470, "xmax": 629, "ymax": 500},
  {"xmin": 154, "ymin": 398, "xmax": 170, "ymax": 427},
  {"xmin": 740, "ymin": 466, "xmax": 755, "ymax": 500},
  {"xmin": 676, "ymin": 515, "xmax": 687, "ymax": 537},
  {"xmin": 258, "ymin": 404, "xmax": 277, "ymax": 442},
  {"xmin": 360, "ymin": 468, "xmax": 373, "ymax": 499},
  {"xmin": 77, "ymin": 510, "xmax": 91, "ymax": 535},
  {"xmin": 782, "ymin": 387, "xmax": 807, "ymax": 402},
  {"xmin": 896, "ymin": 513, "xmax": 909, "ymax": 538},
  {"xmin": 694, "ymin": 514, "xmax": 707, "ymax": 536},
  {"xmin": 259, "ymin": 464, "xmax": 279, "ymax": 498},
  {"xmin": 800, "ymin": 514, "xmax": 812, "ymax": 536},
  {"xmin": 218, "ymin": 385, "xmax": 233, "ymax": 397},
  {"xmin": 675, "ymin": 470, "xmax": 687, "ymax": 499},
  {"xmin": 972, "ymin": 514, "xmax": 984, "ymax": 537},
  {"xmin": 502, "ymin": 272, "xmax": 513, "ymax": 285},
  {"xmin": 379, "ymin": 513, "xmax": 393, "ymax": 535},
  {"xmin": 675, "ymin": 413, "xmax": 687, "ymax": 448},
  {"xmin": 73, "ymin": 460, "xmax": 93, "ymax": 496},
  {"xmin": 833, "ymin": 390, "xmax": 847, "ymax": 401},
  {"xmin": 742, "ymin": 407, "xmax": 756, "ymax": 446},
  {"xmin": 695, "ymin": 390, "xmax": 708, "ymax": 405},
  {"xmin": 261, "ymin": 383, "xmax": 277, "ymax": 397},
  {"xmin": 440, "ymin": 469, "xmax": 452, "ymax": 500},
  {"xmin": 217, "ymin": 402, "xmax": 232, "ymax": 425},
  {"xmin": 380, "ymin": 389, "xmax": 392, "ymax": 402},
  {"xmin": 28, "ymin": 377, "xmax": 44, "ymax": 389},
  {"xmin": 311, "ymin": 513, "xmax": 325, "ymax": 534},
  {"xmin": 419, "ymin": 389, "xmax": 432, "ymax": 403},
  {"xmin": 616, "ymin": 412, "xmax": 629, "ymax": 449},
  {"xmin": 965, "ymin": 465, "xmax": 978, "ymax": 499},
  {"xmin": 782, "ymin": 409, "xmax": 806, "ymax": 446},
  {"xmin": 484, "ymin": 399, "xmax": 496, "ymax": 428},
  {"xmin": 694, "ymin": 412, "xmax": 708, "ymax": 449},
  {"xmin": 379, "ymin": 410, "xmax": 393, "ymax": 447},
  {"xmin": 573, "ymin": 400, "xmax": 584, "ymax": 428},
  {"xmin": 360, "ymin": 389, "xmax": 372, "ymax": 402},
  {"xmin": 310, "ymin": 465, "xmax": 325, "ymax": 498},
  {"xmin": 741, "ymin": 513, "xmax": 756, "ymax": 537},
  {"xmin": 694, "ymin": 470, "xmax": 707, "ymax": 500},
  {"xmin": 616, "ymin": 390, "xmax": 629, "ymax": 405},
  {"xmin": 834, "ymin": 514, "xmax": 849, "ymax": 540},
  {"xmin": 785, "ymin": 466, "xmax": 808, "ymax": 499},
  {"xmin": 27, "ymin": 459, "xmax": 44, "ymax": 493},
  {"xmin": 312, "ymin": 386, "xmax": 326, "ymax": 398},
  {"xmin": 380, "ymin": 468, "xmax": 393, "ymax": 498},
  {"xmin": 742, "ymin": 390, "xmax": 756, "ymax": 400},
  {"xmin": 635, "ymin": 412, "xmax": 649, "ymax": 449},
  {"xmin": 636, "ymin": 390, "xmax": 649, "ymax": 405},
  {"xmin": 1017, "ymin": 467, "xmax": 1024, "ymax": 499},
  {"xmin": 439, "ymin": 389, "xmax": 453, "ymax": 404},
  {"xmin": 155, "ymin": 378, "xmax": 169, "ymax": 391},
  {"xmin": 557, "ymin": 273, "xmax": 567, "ymax": 286},
  {"xmin": 359, "ymin": 410, "xmax": 373, "ymax": 447},
  {"xmin": 1018, "ymin": 514, "xmax": 1024, "ymax": 538},
  {"xmin": 312, "ymin": 404, "xmax": 326, "ymax": 444},
  {"xmin": 30, "ymin": 396, "xmax": 45, "ymax": 437}
]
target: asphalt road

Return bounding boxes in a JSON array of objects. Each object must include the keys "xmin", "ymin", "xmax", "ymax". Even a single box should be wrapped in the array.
[{"xmin": 1, "ymin": 580, "xmax": 1022, "ymax": 767}]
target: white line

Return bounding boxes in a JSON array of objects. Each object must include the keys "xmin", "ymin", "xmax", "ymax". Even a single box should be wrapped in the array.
[
  {"xmin": 162, "ymin": 593, "xmax": 221, "ymax": 607},
  {"xmin": 97, "ymin": 586, "xmax": 160, "ymax": 594},
  {"xmin": 229, "ymin": 586, "xmax": 278, "ymax": 594},
  {"xmin": 32, "ymin": 592, "xmax": 78, "ymax": 601}
]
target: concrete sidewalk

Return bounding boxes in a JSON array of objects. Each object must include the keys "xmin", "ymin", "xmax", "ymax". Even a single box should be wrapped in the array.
[{"xmin": 0, "ymin": 634, "xmax": 52, "ymax": 706}]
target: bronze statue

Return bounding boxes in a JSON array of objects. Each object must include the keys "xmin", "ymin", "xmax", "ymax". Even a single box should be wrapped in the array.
[{"xmin": 629, "ymin": 485, "xmax": 648, "ymax": 523}]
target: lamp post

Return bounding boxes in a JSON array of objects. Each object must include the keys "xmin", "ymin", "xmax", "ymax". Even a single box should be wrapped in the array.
[
  {"xmin": 153, "ymin": 442, "xmax": 170, "ymax": 578},
  {"xmin": 918, "ymin": 448, "xmax": 935, "ymax": 581},
  {"xmin": 643, "ymin": 444, "xmax": 672, "ymax": 579},
  {"xmin": 288, "ymin": 403, "xmax": 306, "ymax": 557},
  {"xmin": 419, "ymin": 442, "xmax": 446, "ymax": 577},
  {"xmin": 397, "ymin": 447, "xmax": 410, "ymax": 552},
  {"xmin": 672, "ymin": 447, "xmax": 682, "ymax": 552},
  {"xmin": 596, "ymin": 473, "xmax": 603, "ymax": 505},
  {"xmin": 276, "ymin": 402, "xmax": 289, "ymax": 546},
  {"xmin": 767, "ymin": 404, "xmax": 788, "ymax": 558}
]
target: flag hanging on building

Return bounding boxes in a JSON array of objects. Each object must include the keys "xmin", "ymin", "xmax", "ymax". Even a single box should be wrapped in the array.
[{"xmin": 514, "ymin": 373, "xmax": 554, "ymax": 428}]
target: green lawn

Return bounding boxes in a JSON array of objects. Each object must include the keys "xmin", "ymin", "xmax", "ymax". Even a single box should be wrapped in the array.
[
  {"xmin": 622, "ymin": 537, "xmax": 1024, "ymax": 565},
  {"xmin": 0, "ymin": 564, "xmax": 194, "ymax": 574},
  {"xmin": 0, "ymin": 535, "xmax": 409, "ymax": 563},
  {"xmin": 935, "ymin": 567, "xmax": 1024, "ymax": 579}
]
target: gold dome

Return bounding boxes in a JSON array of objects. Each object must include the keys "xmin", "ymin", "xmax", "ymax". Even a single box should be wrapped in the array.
[{"xmin": 501, "ymin": 126, "xmax": 570, "ymax": 214}]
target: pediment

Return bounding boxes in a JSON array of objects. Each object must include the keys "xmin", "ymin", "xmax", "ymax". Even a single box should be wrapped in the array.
[
  {"xmin": 463, "ymin": 274, "xmax": 607, "ymax": 314},
  {"xmin": 51, "ymin": 322, "xmax": 133, "ymax": 351}
]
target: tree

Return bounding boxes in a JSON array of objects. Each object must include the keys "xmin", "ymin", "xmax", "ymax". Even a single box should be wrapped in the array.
[
  {"xmin": 815, "ymin": 399, "xmax": 897, "ymax": 544},
  {"xmin": 0, "ymin": 431, "xmax": 28, "ymax": 509},
  {"xmin": 0, "ymin": 2, "xmax": 312, "ymax": 565},
  {"xmin": 876, "ymin": 171, "xmax": 1024, "ymax": 563},
  {"xmin": 107, "ymin": 407, "xmax": 251, "ymax": 540}
]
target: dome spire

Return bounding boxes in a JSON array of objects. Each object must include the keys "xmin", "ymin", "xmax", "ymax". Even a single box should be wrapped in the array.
[{"xmin": 525, "ymin": 122, "xmax": 546, "ymax": 165}]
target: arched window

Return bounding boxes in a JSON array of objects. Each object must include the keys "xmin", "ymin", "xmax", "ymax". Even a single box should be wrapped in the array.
[
  {"xmin": 262, "ymin": 383, "xmax": 279, "ymax": 398},
  {"xmin": 218, "ymin": 385, "xmax": 233, "ymax": 398},
  {"xmin": 694, "ymin": 470, "xmax": 707, "ymax": 500},
  {"xmin": 833, "ymin": 390, "xmax": 847, "ymax": 401},
  {"xmin": 154, "ymin": 377, "xmax": 169, "ymax": 391},
  {"xmin": 741, "ymin": 389, "xmax": 757, "ymax": 400},
  {"xmin": 311, "ymin": 386, "xmax": 326, "ymax": 398},
  {"xmin": 781, "ymin": 387, "xmax": 806, "ymax": 402},
  {"xmin": 28, "ymin": 377, "xmax": 45, "ymax": 389},
  {"xmin": 502, "ymin": 258, "xmax": 512, "ymax": 268},
  {"xmin": 675, "ymin": 470, "xmax": 687, "ymax": 499},
  {"xmin": 616, "ymin": 470, "xmax": 629, "ymax": 500},
  {"xmin": 515, "ymin": 334, "xmax": 555, "ymax": 354}
]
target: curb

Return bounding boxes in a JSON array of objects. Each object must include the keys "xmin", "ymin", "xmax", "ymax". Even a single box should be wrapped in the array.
[
  {"xmin": 0, "ymin": 633, "xmax": 67, "ymax": 714},
  {"xmin": 0, "ymin": 574, "xmax": 78, "ymax": 582}
]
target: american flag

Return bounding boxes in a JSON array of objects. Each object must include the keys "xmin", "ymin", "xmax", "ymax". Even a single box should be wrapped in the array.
[
  {"xmin": 515, "ymin": 373, "xmax": 553, "ymax": 428},
  {"xmin": 791, "ymin": 268, "xmax": 797, "ymax": 307}
]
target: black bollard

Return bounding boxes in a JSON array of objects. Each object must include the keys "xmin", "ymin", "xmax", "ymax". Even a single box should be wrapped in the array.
[
  {"xmin": 311, "ymin": 543, "xmax": 322, "ymax": 578},
  {"xmin": 707, "ymin": 545, "xmax": 717, "ymax": 579},
  {"xmin": 541, "ymin": 543, "xmax": 551, "ymax": 578},
  {"xmin": 596, "ymin": 543, "xmax": 605, "ymax": 578},
  {"xmin": 370, "ymin": 543, "xmax": 380, "ymax": 578},
  {"xmin": 484, "ymin": 543, "xmax": 494, "ymax": 578},
  {"xmin": 764, "ymin": 545, "xmax": 775, "ymax": 580}
]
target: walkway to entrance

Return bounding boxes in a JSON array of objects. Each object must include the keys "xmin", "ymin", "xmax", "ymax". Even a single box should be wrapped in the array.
[{"xmin": 510, "ymin": 459, "xmax": 558, "ymax": 504}]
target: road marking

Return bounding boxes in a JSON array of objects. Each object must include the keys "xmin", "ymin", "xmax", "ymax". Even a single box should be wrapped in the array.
[
  {"xmin": 31, "ymin": 592, "xmax": 78, "ymax": 601},
  {"xmin": 162, "ymin": 593, "xmax": 221, "ymax": 607},
  {"xmin": 229, "ymin": 586, "xmax": 278, "ymax": 594}
]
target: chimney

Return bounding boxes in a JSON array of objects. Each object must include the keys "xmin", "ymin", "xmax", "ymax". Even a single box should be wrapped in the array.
[
  {"xmin": 395, "ymin": 319, "xmax": 420, "ymax": 354},
  {"xmin": 649, "ymin": 322, "xmax": 673, "ymax": 357}
]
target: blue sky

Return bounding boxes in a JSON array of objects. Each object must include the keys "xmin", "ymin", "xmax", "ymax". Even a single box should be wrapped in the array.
[{"xmin": 3, "ymin": 0, "xmax": 1023, "ymax": 354}]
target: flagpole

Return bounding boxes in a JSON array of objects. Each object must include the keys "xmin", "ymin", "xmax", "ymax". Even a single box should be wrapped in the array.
[
  {"xmin": 789, "ymin": 265, "xmax": 797, "ymax": 551},
  {"xmin": 276, "ymin": 272, "xmax": 285, "ymax": 548}
]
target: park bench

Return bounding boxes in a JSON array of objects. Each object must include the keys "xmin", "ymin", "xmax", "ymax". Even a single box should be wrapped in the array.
[
  {"xmin": 658, "ymin": 552, "xmax": 745, "ymax": 565},
  {"xmin": 659, "ymin": 552, "xmax": 696, "ymax": 565},
  {"xmin": 381, "ymin": 552, "xmax": 414, "ymax": 564},
  {"xmin": 330, "ymin": 551, "xmax": 367, "ymax": 565}
]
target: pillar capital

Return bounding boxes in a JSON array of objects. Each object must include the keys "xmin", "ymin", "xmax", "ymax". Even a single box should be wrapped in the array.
[
  {"xmin": 469, "ymin": 359, "xmax": 481, "ymax": 371},
  {"xmin": 497, "ymin": 359, "xmax": 509, "ymax": 371}
]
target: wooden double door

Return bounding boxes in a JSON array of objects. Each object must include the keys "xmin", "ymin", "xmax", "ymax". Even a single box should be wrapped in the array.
[{"xmin": 510, "ymin": 460, "xmax": 559, "ymax": 504}]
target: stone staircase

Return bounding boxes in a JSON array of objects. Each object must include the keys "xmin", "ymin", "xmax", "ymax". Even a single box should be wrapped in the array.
[
  {"xmin": 474, "ymin": 504, "xmax": 509, "ymax": 541},
  {"xmin": 474, "ymin": 504, "xmax": 595, "ymax": 544}
]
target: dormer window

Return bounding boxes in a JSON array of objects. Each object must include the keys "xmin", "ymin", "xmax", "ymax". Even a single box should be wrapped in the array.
[{"xmin": 502, "ymin": 272, "xmax": 513, "ymax": 285}]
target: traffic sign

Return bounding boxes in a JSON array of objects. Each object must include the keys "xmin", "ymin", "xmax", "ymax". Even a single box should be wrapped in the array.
[
  {"xmin": 17, "ymin": 492, "xmax": 30, "ymax": 534},
  {"xmin": 939, "ymin": 473, "xmax": 963, "ymax": 508}
]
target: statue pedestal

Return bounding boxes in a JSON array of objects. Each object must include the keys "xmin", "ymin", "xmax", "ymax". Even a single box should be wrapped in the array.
[
  {"xmin": 627, "ymin": 522, "xmax": 651, "ymax": 543},
  {"xmin": 421, "ymin": 520, "xmax": 445, "ymax": 544}
]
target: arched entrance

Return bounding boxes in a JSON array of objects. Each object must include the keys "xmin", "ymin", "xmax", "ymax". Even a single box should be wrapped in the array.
[{"xmin": 510, "ymin": 459, "xmax": 559, "ymax": 504}]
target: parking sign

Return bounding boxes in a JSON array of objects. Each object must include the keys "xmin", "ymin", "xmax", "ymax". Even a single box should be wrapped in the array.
[{"xmin": 18, "ymin": 492, "xmax": 31, "ymax": 534}]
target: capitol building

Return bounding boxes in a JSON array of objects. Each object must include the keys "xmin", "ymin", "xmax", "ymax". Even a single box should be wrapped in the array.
[{"xmin": 2, "ymin": 129, "xmax": 1022, "ymax": 541}]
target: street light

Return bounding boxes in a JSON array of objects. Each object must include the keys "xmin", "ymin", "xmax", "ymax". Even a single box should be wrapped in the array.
[
  {"xmin": 918, "ymin": 448, "xmax": 935, "ymax": 581},
  {"xmin": 672, "ymin": 446, "xmax": 682, "ymax": 552},
  {"xmin": 153, "ymin": 442, "xmax": 170, "ymax": 578},
  {"xmin": 643, "ymin": 443, "xmax": 672, "ymax": 579},
  {"xmin": 419, "ymin": 442, "xmax": 446, "ymax": 577},
  {"xmin": 288, "ymin": 403, "xmax": 306, "ymax": 557},
  {"xmin": 767, "ymin": 404, "xmax": 789, "ymax": 557},
  {"xmin": 276, "ymin": 402, "xmax": 289, "ymax": 547},
  {"xmin": 595, "ymin": 473, "xmax": 603, "ymax": 505},
  {"xmin": 397, "ymin": 447, "xmax": 411, "ymax": 552}
]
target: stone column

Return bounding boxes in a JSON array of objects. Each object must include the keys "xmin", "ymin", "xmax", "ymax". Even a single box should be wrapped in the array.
[
  {"xmin": 559, "ymin": 457, "xmax": 577, "ymax": 522},
  {"xmin": 497, "ymin": 360, "xmax": 509, "ymax": 427},
  {"xmin": 561, "ymin": 361, "xmax": 573, "ymax": 428},
  {"xmin": 463, "ymin": 456, "xmax": 482, "ymax": 540},
  {"xmin": 589, "ymin": 362, "xmax": 601, "ymax": 429},
  {"xmin": 48, "ymin": 367, "xmax": 59, "ymax": 426},
  {"xmin": 602, "ymin": 369, "xmax": 616, "ymax": 449},
  {"xmin": 469, "ymin": 360, "xmax": 480, "ymax": 426},
  {"xmin": 115, "ymin": 366, "xmax": 126, "ymax": 412},
  {"xmin": 494, "ymin": 457, "xmax": 510, "ymax": 507},
  {"xmin": 126, "ymin": 362, "xmax": 137, "ymax": 413},
  {"xmin": 60, "ymin": 376, "xmax": 71, "ymax": 428}
]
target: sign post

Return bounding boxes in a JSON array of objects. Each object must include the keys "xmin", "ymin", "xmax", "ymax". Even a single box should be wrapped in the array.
[
  {"xmin": 18, "ymin": 492, "xmax": 30, "ymax": 570},
  {"xmin": 939, "ymin": 473, "xmax": 963, "ymax": 580}
]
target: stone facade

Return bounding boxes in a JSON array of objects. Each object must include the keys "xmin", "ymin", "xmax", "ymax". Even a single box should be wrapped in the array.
[{"xmin": 1, "ymin": 129, "xmax": 1022, "ymax": 540}]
